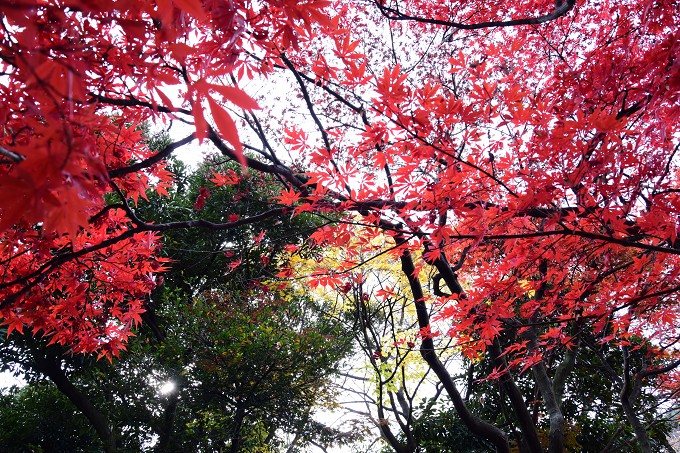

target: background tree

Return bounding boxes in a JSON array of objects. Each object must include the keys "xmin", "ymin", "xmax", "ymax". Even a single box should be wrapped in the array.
[{"xmin": 0, "ymin": 382, "xmax": 101, "ymax": 452}]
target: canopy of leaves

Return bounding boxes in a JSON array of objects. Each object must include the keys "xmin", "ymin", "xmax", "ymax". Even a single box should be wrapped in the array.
[{"xmin": 0, "ymin": 0, "xmax": 678, "ymax": 451}]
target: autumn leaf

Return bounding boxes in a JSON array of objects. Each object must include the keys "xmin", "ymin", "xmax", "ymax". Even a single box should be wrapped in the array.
[
  {"xmin": 226, "ymin": 258, "xmax": 242, "ymax": 273},
  {"xmin": 172, "ymin": 0, "xmax": 209, "ymax": 22},
  {"xmin": 207, "ymin": 96, "xmax": 246, "ymax": 167},
  {"xmin": 207, "ymin": 84, "xmax": 261, "ymax": 110},
  {"xmin": 192, "ymin": 100, "xmax": 209, "ymax": 143},
  {"xmin": 277, "ymin": 188, "xmax": 301, "ymax": 206},
  {"xmin": 253, "ymin": 229, "xmax": 266, "ymax": 245},
  {"xmin": 154, "ymin": 87, "xmax": 176, "ymax": 109}
]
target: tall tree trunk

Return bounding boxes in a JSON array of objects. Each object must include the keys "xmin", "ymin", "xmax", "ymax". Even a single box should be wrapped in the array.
[
  {"xmin": 531, "ymin": 360, "xmax": 564, "ymax": 453},
  {"xmin": 521, "ymin": 259, "xmax": 570, "ymax": 453},
  {"xmin": 620, "ymin": 347, "xmax": 652, "ymax": 453},
  {"xmin": 400, "ymin": 249, "xmax": 510, "ymax": 453},
  {"xmin": 158, "ymin": 387, "xmax": 180, "ymax": 452},
  {"xmin": 230, "ymin": 405, "xmax": 246, "ymax": 453}
]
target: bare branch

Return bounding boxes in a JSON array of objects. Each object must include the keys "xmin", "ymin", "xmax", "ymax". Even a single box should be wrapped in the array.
[{"xmin": 372, "ymin": 0, "xmax": 576, "ymax": 34}]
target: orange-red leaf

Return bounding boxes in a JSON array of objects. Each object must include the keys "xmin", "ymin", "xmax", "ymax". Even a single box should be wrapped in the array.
[
  {"xmin": 207, "ymin": 96, "xmax": 245, "ymax": 166},
  {"xmin": 277, "ymin": 188, "xmax": 301, "ymax": 206},
  {"xmin": 208, "ymin": 84, "xmax": 260, "ymax": 110},
  {"xmin": 192, "ymin": 101, "xmax": 208, "ymax": 143},
  {"xmin": 210, "ymin": 170, "xmax": 240, "ymax": 186}
]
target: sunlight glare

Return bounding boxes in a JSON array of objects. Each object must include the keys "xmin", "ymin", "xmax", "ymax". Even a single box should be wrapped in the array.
[{"xmin": 159, "ymin": 381, "xmax": 176, "ymax": 395}]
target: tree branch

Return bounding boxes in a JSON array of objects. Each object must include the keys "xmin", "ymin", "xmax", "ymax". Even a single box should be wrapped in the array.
[
  {"xmin": 108, "ymin": 133, "xmax": 196, "ymax": 178},
  {"xmin": 397, "ymin": 236, "xmax": 510, "ymax": 452},
  {"xmin": 374, "ymin": 0, "xmax": 576, "ymax": 33}
]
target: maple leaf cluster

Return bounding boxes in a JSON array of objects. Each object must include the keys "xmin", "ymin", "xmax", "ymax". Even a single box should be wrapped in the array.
[
  {"xmin": 0, "ymin": 207, "xmax": 168, "ymax": 357},
  {"xmin": 0, "ymin": 0, "xmax": 334, "ymax": 355},
  {"xmin": 289, "ymin": 0, "xmax": 680, "ymax": 367}
]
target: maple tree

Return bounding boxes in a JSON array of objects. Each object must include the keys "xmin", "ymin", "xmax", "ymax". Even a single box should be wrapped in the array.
[
  {"xmin": 297, "ymin": 227, "xmax": 679, "ymax": 451},
  {"xmin": 289, "ymin": 231, "xmax": 469, "ymax": 452},
  {"xmin": 0, "ymin": 0, "xmax": 679, "ymax": 451}
]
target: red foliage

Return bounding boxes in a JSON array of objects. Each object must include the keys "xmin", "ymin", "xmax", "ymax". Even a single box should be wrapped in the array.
[
  {"xmin": 0, "ymin": 0, "xmax": 678, "ymax": 397},
  {"xmin": 0, "ymin": 0, "xmax": 331, "ymax": 356}
]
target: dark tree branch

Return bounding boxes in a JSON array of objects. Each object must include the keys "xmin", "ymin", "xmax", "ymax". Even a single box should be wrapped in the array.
[
  {"xmin": 32, "ymin": 348, "xmax": 116, "ymax": 452},
  {"xmin": 620, "ymin": 346, "xmax": 652, "ymax": 453},
  {"xmin": 397, "ymin": 235, "xmax": 510, "ymax": 452},
  {"xmin": 280, "ymin": 54, "xmax": 332, "ymax": 155},
  {"xmin": 638, "ymin": 359, "xmax": 680, "ymax": 379},
  {"xmin": 108, "ymin": 133, "xmax": 196, "ymax": 178},
  {"xmin": 374, "ymin": 0, "xmax": 576, "ymax": 33},
  {"xmin": 488, "ymin": 341, "xmax": 544, "ymax": 453},
  {"xmin": 0, "ymin": 145, "xmax": 24, "ymax": 163},
  {"xmin": 207, "ymin": 128, "xmax": 308, "ymax": 189},
  {"xmin": 88, "ymin": 92, "xmax": 192, "ymax": 116}
]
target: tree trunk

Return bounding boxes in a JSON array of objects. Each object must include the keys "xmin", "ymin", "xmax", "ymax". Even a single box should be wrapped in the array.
[
  {"xmin": 158, "ymin": 387, "xmax": 180, "ymax": 452},
  {"xmin": 32, "ymin": 350, "xmax": 116, "ymax": 453},
  {"xmin": 230, "ymin": 405, "xmax": 246, "ymax": 453},
  {"xmin": 620, "ymin": 347, "xmax": 652, "ymax": 453},
  {"xmin": 400, "ymin": 249, "xmax": 510, "ymax": 453},
  {"xmin": 531, "ymin": 360, "xmax": 565, "ymax": 453},
  {"xmin": 488, "ymin": 341, "xmax": 545, "ymax": 453}
]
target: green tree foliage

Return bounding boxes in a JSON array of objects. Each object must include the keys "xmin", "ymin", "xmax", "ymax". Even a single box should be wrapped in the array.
[
  {"xmin": 451, "ymin": 337, "xmax": 677, "ymax": 453},
  {"xmin": 0, "ymin": 383, "xmax": 100, "ymax": 453},
  {"xmin": 161, "ymin": 287, "xmax": 349, "ymax": 452},
  {"xmin": 404, "ymin": 403, "xmax": 493, "ymax": 453},
  {"xmin": 133, "ymin": 155, "xmax": 321, "ymax": 298}
]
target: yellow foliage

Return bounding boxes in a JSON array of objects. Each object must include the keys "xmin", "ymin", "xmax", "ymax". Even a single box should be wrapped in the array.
[{"xmin": 280, "ymin": 223, "xmax": 460, "ymax": 396}]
